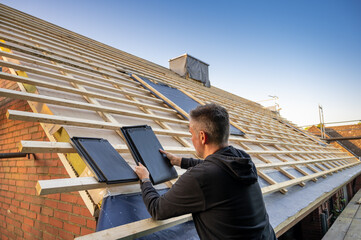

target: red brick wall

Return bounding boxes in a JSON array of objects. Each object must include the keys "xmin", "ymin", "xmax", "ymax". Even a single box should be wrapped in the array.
[
  {"xmin": 354, "ymin": 175, "xmax": 361, "ymax": 192},
  {"xmin": 296, "ymin": 184, "xmax": 361, "ymax": 240},
  {"xmin": 0, "ymin": 78, "xmax": 96, "ymax": 239},
  {"xmin": 300, "ymin": 207, "xmax": 323, "ymax": 240}
]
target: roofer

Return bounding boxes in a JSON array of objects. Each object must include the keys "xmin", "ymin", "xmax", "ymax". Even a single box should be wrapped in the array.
[{"xmin": 135, "ymin": 103, "xmax": 277, "ymax": 239}]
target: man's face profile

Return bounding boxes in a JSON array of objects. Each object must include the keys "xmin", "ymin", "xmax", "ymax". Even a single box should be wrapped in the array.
[{"xmin": 189, "ymin": 119, "xmax": 205, "ymax": 158}]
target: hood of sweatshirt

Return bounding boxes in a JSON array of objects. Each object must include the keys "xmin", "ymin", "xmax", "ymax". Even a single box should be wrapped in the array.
[{"xmin": 205, "ymin": 145, "xmax": 258, "ymax": 184}]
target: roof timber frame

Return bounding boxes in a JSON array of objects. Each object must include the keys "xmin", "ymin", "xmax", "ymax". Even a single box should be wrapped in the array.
[
  {"xmin": 35, "ymin": 155, "xmax": 354, "ymax": 195},
  {"xmin": 1, "ymin": 33, "xmax": 189, "ymax": 211},
  {"xmin": 0, "ymin": 68, "xmax": 331, "ymax": 152},
  {"xmin": 0, "ymin": 10, "xmax": 189, "ymax": 78},
  {"xmin": 0, "ymin": 13, "xmax": 169, "ymax": 74},
  {"xmin": 0, "ymin": 63, "xmax": 171, "ymax": 113},
  {"xmin": 0, "ymin": 11, "xmax": 284, "ymax": 120},
  {"xmin": 19, "ymin": 140, "xmax": 347, "ymax": 157},
  {"xmin": 0, "ymin": 1, "xmax": 354, "ymax": 189},
  {"xmin": 0, "ymin": 23, "xmax": 322, "ymax": 147},
  {"xmin": 0, "ymin": 45, "xmax": 352, "ymax": 197},
  {"xmin": 0, "ymin": 11, "xmax": 298, "ymax": 133},
  {"xmin": 1, "ymin": 4, "xmax": 208, "ymax": 201},
  {"xmin": 0, "ymin": 4, "xmax": 360, "ymax": 239},
  {"xmin": 0, "ymin": 88, "xmax": 187, "ymax": 125},
  {"xmin": 8, "ymin": 110, "xmax": 294, "ymax": 144},
  {"xmin": 3, "ymin": 32, "xmax": 292, "ymax": 141}
]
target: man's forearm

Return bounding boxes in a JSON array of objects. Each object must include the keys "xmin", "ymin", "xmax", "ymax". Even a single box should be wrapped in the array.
[
  {"xmin": 140, "ymin": 171, "xmax": 205, "ymax": 220},
  {"xmin": 181, "ymin": 157, "xmax": 203, "ymax": 169},
  {"xmin": 141, "ymin": 181, "xmax": 163, "ymax": 219}
]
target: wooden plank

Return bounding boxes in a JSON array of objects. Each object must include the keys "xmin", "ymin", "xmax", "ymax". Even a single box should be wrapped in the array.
[
  {"xmin": 0, "ymin": 57, "xmax": 144, "ymax": 92},
  {"xmin": 0, "ymin": 36, "xmax": 137, "ymax": 83},
  {"xmin": 0, "ymin": 49, "xmax": 143, "ymax": 91},
  {"xmin": 261, "ymin": 162, "xmax": 360, "ymax": 195},
  {"xmin": 277, "ymin": 167, "xmax": 306, "ymax": 187},
  {"xmin": 6, "ymin": 109, "xmax": 192, "ymax": 137},
  {"xmin": 35, "ymin": 158, "xmax": 357, "ymax": 196},
  {"xmin": 0, "ymin": 65, "xmax": 159, "ymax": 102},
  {"xmin": 0, "ymin": 18, "xmax": 170, "ymax": 79},
  {"xmin": 277, "ymin": 118, "xmax": 328, "ymax": 146},
  {"xmin": 0, "ymin": 10, "xmax": 174, "ymax": 76},
  {"xmin": 16, "ymin": 137, "xmax": 345, "ymax": 158},
  {"xmin": 0, "ymin": 20, "xmax": 139, "ymax": 72},
  {"xmin": 293, "ymin": 165, "xmax": 318, "ymax": 182},
  {"xmin": 0, "ymin": 71, "xmax": 174, "ymax": 113},
  {"xmin": 19, "ymin": 141, "xmax": 196, "ymax": 154},
  {"xmin": 0, "ymin": 18, "xmax": 174, "ymax": 89},
  {"xmin": 258, "ymin": 171, "xmax": 288, "ymax": 194},
  {"xmin": 252, "ymin": 150, "xmax": 344, "ymax": 155},
  {"xmin": 0, "ymin": 88, "xmax": 187, "ymax": 125},
  {"xmin": 7, "ymin": 109, "xmax": 285, "ymax": 144},
  {"xmin": 237, "ymin": 121, "xmax": 305, "ymax": 139},
  {"xmin": 0, "ymin": 27, "xmax": 138, "ymax": 80},
  {"xmin": 0, "ymin": 18, "xmax": 167, "ymax": 79},
  {"xmin": 74, "ymin": 214, "xmax": 193, "ymax": 240},
  {"xmin": 20, "ymin": 141, "xmax": 78, "ymax": 153},
  {"xmin": 36, "ymin": 177, "xmax": 138, "ymax": 195}
]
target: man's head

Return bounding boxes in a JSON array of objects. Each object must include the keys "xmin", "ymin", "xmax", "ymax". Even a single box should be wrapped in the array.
[{"xmin": 189, "ymin": 103, "xmax": 230, "ymax": 158}]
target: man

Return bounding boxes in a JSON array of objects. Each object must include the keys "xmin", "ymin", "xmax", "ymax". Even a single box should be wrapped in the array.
[{"xmin": 135, "ymin": 103, "xmax": 276, "ymax": 239}]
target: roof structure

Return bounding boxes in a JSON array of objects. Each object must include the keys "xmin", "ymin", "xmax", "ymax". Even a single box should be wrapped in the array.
[
  {"xmin": 308, "ymin": 125, "xmax": 361, "ymax": 158},
  {"xmin": 0, "ymin": 4, "xmax": 361, "ymax": 239}
]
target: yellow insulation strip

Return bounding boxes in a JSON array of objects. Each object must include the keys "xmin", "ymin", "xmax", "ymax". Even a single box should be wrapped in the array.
[
  {"xmin": 0, "ymin": 39, "xmax": 11, "ymax": 52},
  {"xmin": 15, "ymin": 70, "xmax": 37, "ymax": 93},
  {"xmin": 53, "ymin": 127, "xmax": 87, "ymax": 175},
  {"xmin": 53, "ymin": 127, "xmax": 102, "ymax": 207}
]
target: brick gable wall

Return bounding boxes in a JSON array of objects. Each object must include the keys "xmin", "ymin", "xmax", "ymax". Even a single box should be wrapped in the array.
[{"xmin": 0, "ymin": 75, "xmax": 96, "ymax": 239}]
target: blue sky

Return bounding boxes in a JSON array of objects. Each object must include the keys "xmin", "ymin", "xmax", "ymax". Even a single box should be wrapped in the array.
[{"xmin": 1, "ymin": 0, "xmax": 360, "ymax": 126}]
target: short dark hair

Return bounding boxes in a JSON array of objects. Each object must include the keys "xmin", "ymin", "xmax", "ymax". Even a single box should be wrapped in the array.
[{"xmin": 190, "ymin": 103, "xmax": 229, "ymax": 145}]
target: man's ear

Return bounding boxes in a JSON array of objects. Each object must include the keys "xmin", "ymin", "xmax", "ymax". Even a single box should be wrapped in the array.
[{"xmin": 199, "ymin": 130, "xmax": 207, "ymax": 145}]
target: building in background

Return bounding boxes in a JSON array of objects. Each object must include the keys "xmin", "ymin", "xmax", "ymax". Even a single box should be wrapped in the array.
[{"xmin": 308, "ymin": 124, "xmax": 361, "ymax": 158}]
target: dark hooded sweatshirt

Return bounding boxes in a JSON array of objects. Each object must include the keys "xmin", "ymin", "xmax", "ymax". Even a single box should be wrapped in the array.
[{"xmin": 140, "ymin": 146, "xmax": 277, "ymax": 240}]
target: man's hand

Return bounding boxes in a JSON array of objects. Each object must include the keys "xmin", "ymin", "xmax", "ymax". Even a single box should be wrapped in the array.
[
  {"xmin": 159, "ymin": 149, "xmax": 182, "ymax": 167},
  {"xmin": 135, "ymin": 163, "xmax": 150, "ymax": 180}
]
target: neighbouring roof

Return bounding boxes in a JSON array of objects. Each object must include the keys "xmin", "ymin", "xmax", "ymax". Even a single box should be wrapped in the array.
[
  {"xmin": 308, "ymin": 124, "xmax": 361, "ymax": 158},
  {"xmin": 0, "ymin": 3, "xmax": 360, "ymax": 239},
  {"xmin": 326, "ymin": 125, "xmax": 361, "ymax": 157}
]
